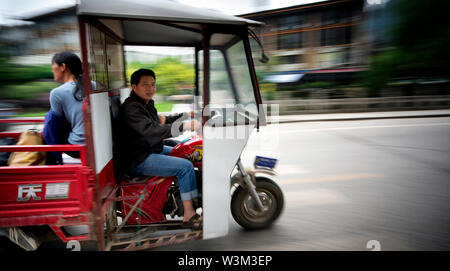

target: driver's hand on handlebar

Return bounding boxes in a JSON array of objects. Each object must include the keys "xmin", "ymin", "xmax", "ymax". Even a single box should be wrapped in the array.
[
  {"xmin": 183, "ymin": 119, "xmax": 202, "ymax": 132},
  {"xmin": 188, "ymin": 110, "xmax": 200, "ymax": 118},
  {"xmin": 158, "ymin": 114, "xmax": 166, "ymax": 124}
]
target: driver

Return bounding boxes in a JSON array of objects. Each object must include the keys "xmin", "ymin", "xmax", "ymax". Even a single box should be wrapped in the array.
[{"xmin": 119, "ymin": 68, "xmax": 202, "ymax": 227}]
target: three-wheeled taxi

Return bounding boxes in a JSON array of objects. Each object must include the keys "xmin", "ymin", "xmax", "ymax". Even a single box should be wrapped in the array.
[{"xmin": 0, "ymin": 0, "xmax": 284, "ymax": 251}]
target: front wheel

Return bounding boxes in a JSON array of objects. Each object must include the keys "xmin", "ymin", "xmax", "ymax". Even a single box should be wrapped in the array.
[{"xmin": 231, "ymin": 177, "xmax": 284, "ymax": 230}]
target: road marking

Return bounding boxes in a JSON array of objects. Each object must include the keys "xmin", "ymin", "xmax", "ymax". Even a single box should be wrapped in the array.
[
  {"xmin": 285, "ymin": 188, "xmax": 351, "ymax": 206},
  {"xmin": 281, "ymin": 122, "xmax": 450, "ymax": 133},
  {"xmin": 278, "ymin": 173, "xmax": 383, "ymax": 184},
  {"xmin": 275, "ymin": 164, "xmax": 309, "ymax": 174}
]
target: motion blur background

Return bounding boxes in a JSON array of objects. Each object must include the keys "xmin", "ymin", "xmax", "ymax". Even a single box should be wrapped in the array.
[
  {"xmin": 1, "ymin": 0, "xmax": 449, "ymax": 251},
  {"xmin": 0, "ymin": 0, "xmax": 449, "ymax": 117}
]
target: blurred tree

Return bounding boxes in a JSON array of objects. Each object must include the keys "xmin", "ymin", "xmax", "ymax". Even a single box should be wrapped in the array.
[
  {"xmin": 390, "ymin": 0, "xmax": 450, "ymax": 77},
  {"xmin": 364, "ymin": 49, "xmax": 398, "ymax": 97},
  {"xmin": 0, "ymin": 49, "xmax": 53, "ymax": 99},
  {"xmin": 0, "ymin": 52, "xmax": 52, "ymax": 84},
  {"xmin": 154, "ymin": 57, "xmax": 194, "ymax": 95},
  {"xmin": 365, "ymin": 0, "xmax": 450, "ymax": 94},
  {"xmin": 126, "ymin": 57, "xmax": 194, "ymax": 96}
]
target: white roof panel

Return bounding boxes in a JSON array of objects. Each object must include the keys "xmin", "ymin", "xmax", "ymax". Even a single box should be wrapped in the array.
[{"xmin": 78, "ymin": 0, "xmax": 263, "ymax": 26}]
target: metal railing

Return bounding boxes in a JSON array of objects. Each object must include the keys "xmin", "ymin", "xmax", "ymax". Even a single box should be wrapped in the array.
[{"xmin": 265, "ymin": 95, "xmax": 450, "ymax": 115}]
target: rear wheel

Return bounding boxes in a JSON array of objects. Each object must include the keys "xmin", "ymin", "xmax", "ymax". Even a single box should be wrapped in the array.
[{"xmin": 231, "ymin": 177, "xmax": 284, "ymax": 230}]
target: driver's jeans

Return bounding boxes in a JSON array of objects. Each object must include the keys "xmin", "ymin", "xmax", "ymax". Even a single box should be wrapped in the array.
[{"xmin": 131, "ymin": 146, "xmax": 198, "ymax": 201}]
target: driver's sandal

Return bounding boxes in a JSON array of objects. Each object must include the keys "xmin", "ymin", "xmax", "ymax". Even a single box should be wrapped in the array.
[{"xmin": 182, "ymin": 213, "xmax": 203, "ymax": 230}]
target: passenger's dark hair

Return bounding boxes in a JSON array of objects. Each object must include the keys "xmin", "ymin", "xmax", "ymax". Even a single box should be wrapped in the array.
[
  {"xmin": 52, "ymin": 51, "xmax": 84, "ymax": 102},
  {"xmin": 130, "ymin": 69, "xmax": 156, "ymax": 86}
]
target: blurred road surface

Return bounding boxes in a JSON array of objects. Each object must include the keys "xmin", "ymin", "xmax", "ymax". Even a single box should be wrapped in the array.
[{"xmin": 155, "ymin": 116, "xmax": 450, "ymax": 251}]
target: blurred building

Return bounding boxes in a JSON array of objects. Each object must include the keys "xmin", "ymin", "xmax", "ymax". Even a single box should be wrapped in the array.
[
  {"xmin": 0, "ymin": 5, "xmax": 194, "ymax": 65},
  {"xmin": 361, "ymin": 0, "xmax": 393, "ymax": 53},
  {"xmin": 0, "ymin": 0, "xmax": 389, "ymax": 84},
  {"xmin": 241, "ymin": 0, "xmax": 367, "ymax": 85},
  {"xmin": 0, "ymin": 6, "xmax": 79, "ymax": 64}
]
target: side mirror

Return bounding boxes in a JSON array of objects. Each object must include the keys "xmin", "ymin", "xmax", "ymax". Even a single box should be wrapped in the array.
[
  {"xmin": 260, "ymin": 53, "xmax": 269, "ymax": 64},
  {"xmin": 249, "ymin": 29, "xmax": 269, "ymax": 64}
]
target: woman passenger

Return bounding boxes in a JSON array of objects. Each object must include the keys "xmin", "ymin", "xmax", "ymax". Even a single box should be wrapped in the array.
[{"xmin": 44, "ymin": 51, "xmax": 85, "ymax": 162}]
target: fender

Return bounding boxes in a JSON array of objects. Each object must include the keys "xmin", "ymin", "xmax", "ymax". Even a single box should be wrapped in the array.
[{"xmin": 230, "ymin": 168, "xmax": 277, "ymax": 191}]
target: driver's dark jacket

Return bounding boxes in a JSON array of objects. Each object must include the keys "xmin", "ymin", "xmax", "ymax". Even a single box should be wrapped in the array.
[{"xmin": 118, "ymin": 91, "xmax": 183, "ymax": 173}]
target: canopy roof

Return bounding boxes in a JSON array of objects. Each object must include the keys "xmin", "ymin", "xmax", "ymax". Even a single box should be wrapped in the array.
[{"xmin": 77, "ymin": 0, "xmax": 263, "ymax": 46}]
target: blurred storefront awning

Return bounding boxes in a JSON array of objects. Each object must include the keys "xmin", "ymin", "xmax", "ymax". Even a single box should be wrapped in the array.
[{"xmin": 264, "ymin": 73, "xmax": 304, "ymax": 83}]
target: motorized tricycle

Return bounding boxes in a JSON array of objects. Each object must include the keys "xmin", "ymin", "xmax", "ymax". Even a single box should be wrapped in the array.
[{"xmin": 0, "ymin": 0, "xmax": 284, "ymax": 251}]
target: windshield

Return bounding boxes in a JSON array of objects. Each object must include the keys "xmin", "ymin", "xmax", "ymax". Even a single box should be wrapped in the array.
[{"xmin": 205, "ymin": 34, "xmax": 258, "ymax": 126}]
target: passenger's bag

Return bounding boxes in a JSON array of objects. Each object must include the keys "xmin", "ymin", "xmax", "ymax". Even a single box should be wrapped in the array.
[{"xmin": 8, "ymin": 129, "xmax": 46, "ymax": 166}]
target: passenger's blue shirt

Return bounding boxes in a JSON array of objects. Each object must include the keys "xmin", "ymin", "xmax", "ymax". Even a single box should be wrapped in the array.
[{"xmin": 49, "ymin": 82, "xmax": 85, "ymax": 145}]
